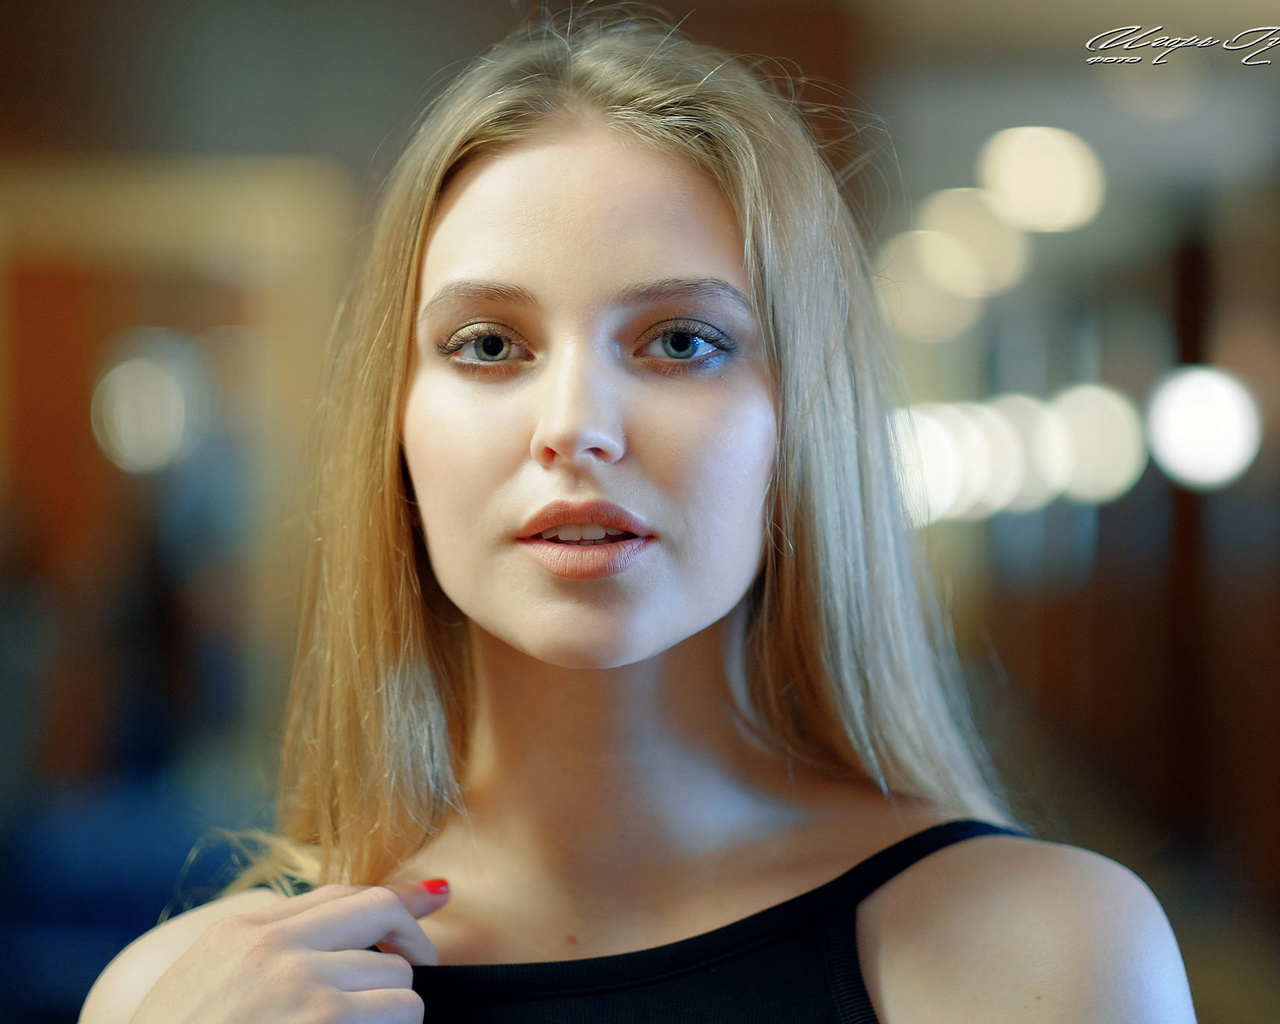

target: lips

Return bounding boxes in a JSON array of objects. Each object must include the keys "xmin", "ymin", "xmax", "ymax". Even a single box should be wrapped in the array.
[
  {"xmin": 515, "ymin": 499, "xmax": 656, "ymax": 580},
  {"xmin": 516, "ymin": 500, "xmax": 655, "ymax": 541}
]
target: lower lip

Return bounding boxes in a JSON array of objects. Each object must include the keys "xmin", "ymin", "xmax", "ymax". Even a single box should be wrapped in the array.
[{"xmin": 517, "ymin": 537, "xmax": 653, "ymax": 580}]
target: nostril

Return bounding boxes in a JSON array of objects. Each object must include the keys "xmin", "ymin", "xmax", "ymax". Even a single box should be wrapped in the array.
[{"xmin": 530, "ymin": 420, "xmax": 625, "ymax": 466}]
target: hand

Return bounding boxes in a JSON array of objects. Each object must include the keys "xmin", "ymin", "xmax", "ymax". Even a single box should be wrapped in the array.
[{"xmin": 128, "ymin": 880, "xmax": 450, "ymax": 1024}]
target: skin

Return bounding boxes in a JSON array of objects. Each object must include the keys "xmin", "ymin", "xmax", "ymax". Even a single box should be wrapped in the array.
[{"xmin": 80, "ymin": 124, "xmax": 1198, "ymax": 1023}]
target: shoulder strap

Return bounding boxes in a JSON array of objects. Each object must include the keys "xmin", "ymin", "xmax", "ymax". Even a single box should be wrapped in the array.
[
  {"xmin": 822, "ymin": 819, "xmax": 1026, "ymax": 1024},
  {"xmin": 843, "ymin": 818, "xmax": 1024, "ymax": 904}
]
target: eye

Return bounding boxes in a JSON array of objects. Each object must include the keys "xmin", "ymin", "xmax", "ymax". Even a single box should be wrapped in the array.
[
  {"xmin": 436, "ymin": 324, "xmax": 528, "ymax": 364},
  {"xmin": 641, "ymin": 321, "xmax": 735, "ymax": 365}
]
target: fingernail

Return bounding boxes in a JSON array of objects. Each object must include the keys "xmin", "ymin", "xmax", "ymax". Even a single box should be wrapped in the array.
[{"xmin": 421, "ymin": 878, "xmax": 449, "ymax": 895}]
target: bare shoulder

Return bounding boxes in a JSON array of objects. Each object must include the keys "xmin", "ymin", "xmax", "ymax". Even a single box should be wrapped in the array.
[
  {"xmin": 80, "ymin": 888, "xmax": 285, "ymax": 1024},
  {"xmin": 859, "ymin": 832, "xmax": 1198, "ymax": 1023}
]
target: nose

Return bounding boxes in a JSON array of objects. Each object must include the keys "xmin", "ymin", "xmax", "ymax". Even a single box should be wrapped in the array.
[{"xmin": 529, "ymin": 341, "xmax": 626, "ymax": 469}]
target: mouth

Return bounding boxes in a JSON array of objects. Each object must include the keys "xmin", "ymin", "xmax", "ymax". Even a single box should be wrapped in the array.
[
  {"xmin": 514, "ymin": 501, "xmax": 655, "ymax": 576},
  {"xmin": 532, "ymin": 526, "xmax": 641, "ymax": 545},
  {"xmin": 515, "ymin": 511, "xmax": 655, "ymax": 580}
]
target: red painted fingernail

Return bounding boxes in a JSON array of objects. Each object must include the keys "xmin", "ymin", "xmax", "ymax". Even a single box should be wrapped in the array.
[{"xmin": 421, "ymin": 878, "xmax": 449, "ymax": 894}]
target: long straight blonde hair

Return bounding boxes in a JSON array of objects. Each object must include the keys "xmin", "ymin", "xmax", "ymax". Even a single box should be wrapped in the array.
[{"xmin": 248, "ymin": 6, "xmax": 1009, "ymax": 890}]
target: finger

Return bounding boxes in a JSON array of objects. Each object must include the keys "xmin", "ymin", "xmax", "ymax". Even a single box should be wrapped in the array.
[
  {"xmin": 376, "ymin": 934, "xmax": 440, "ymax": 968},
  {"xmin": 323, "ymin": 949, "xmax": 414, "ymax": 992},
  {"xmin": 335, "ymin": 988, "xmax": 425, "ymax": 1024},
  {"xmin": 384, "ymin": 879, "xmax": 451, "ymax": 921},
  {"xmin": 375, "ymin": 882, "xmax": 449, "ymax": 966},
  {"xmin": 242, "ymin": 883, "xmax": 364, "ymax": 924},
  {"xmin": 250, "ymin": 880, "xmax": 449, "ymax": 926},
  {"xmin": 288, "ymin": 886, "xmax": 439, "ymax": 965}
]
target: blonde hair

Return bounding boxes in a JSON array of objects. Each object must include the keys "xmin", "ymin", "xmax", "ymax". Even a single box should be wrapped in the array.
[{"xmin": 242, "ymin": 5, "xmax": 1009, "ymax": 891}]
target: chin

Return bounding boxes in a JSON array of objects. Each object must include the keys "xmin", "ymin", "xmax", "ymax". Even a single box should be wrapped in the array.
[
  {"xmin": 485, "ymin": 606, "xmax": 702, "ymax": 669},
  {"xmin": 465, "ymin": 599, "xmax": 731, "ymax": 672},
  {"xmin": 517, "ymin": 630, "xmax": 659, "ymax": 670}
]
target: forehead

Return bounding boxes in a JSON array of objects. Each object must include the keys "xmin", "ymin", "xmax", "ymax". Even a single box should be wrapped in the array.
[{"xmin": 418, "ymin": 125, "xmax": 748, "ymax": 303}]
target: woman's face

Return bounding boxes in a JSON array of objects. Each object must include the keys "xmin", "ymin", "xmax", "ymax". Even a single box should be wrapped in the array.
[{"xmin": 404, "ymin": 124, "xmax": 777, "ymax": 669}]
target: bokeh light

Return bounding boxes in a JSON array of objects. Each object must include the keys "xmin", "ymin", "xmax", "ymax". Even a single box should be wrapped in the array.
[
  {"xmin": 990, "ymin": 393, "xmax": 1075, "ymax": 510},
  {"xmin": 1147, "ymin": 366, "xmax": 1263, "ymax": 489},
  {"xmin": 917, "ymin": 188, "xmax": 1030, "ymax": 296},
  {"xmin": 90, "ymin": 330, "xmax": 211, "ymax": 475},
  {"xmin": 978, "ymin": 126, "xmax": 1106, "ymax": 232},
  {"xmin": 914, "ymin": 228, "xmax": 986, "ymax": 298},
  {"xmin": 954, "ymin": 402, "xmax": 1025, "ymax": 518},
  {"xmin": 875, "ymin": 231, "xmax": 983, "ymax": 343},
  {"xmin": 894, "ymin": 389, "xmax": 1148, "ymax": 525},
  {"xmin": 91, "ymin": 357, "xmax": 188, "ymax": 474},
  {"xmin": 1052, "ymin": 384, "xmax": 1147, "ymax": 502},
  {"xmin": 926, "ymin": 403, "xmax": 990, "ymax": 518}
]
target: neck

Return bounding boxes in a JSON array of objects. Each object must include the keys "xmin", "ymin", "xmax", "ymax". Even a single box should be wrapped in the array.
[{"xmin": 444, "ymin": 598, "xmax": 825, "ymax": 893}]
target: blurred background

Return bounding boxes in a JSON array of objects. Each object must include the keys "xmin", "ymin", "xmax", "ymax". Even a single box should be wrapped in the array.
[{"xmin": 0, "ymin": 1, "xmax": 1276, "ymax": 1020}]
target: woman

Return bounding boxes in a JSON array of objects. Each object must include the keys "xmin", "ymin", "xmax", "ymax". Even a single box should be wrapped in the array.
[{"xmin": 83, "ymin": 8, "xmax": 1196, "ymax": 1022}]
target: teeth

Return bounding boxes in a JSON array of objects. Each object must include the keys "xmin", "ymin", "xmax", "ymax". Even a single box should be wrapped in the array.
[{"xmin": 538, "ymin": 523, "xmax": 627, "ymax": 542}]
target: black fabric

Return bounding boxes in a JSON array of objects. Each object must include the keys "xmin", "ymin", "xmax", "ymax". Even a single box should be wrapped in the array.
[{"xmin": 413, "ymin": 819, "xmax": 1025, "ymax": 1022}]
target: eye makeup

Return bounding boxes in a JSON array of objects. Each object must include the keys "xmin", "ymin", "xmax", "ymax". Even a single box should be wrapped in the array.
[{"xmin": 434, "ymin": 316, "xmax": 739, "ymax": 377}]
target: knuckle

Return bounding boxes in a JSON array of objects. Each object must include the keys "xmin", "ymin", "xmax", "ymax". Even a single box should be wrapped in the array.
[
  {"xmin": 386, "ymin": 987, "xmax": 425, "ymax": 1024},
  {"xmin": 202, "ymin": 913, "xmax": 246, "ymax": 943},
  {"xmin": 203, "ymin": 913, "xmax": 280, "ymax": 961},
  {"xmin": 362, "ymin": 885, "xmax": 402, "ymax": 913},
  {"xmin": 244, "ymin": 921, "xmax": 289, "ymax": 960},
  {"xmin": 271, "ymin": 949, "xmax": 313, "ymax": 989},
  {"xmin": 385, "ymin": 952, "xmax": 414, "ymax": 987}
]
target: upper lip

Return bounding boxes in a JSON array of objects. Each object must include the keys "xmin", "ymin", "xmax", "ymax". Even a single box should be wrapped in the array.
[{"xmin": 517, "ymin": 500, "xmax": 655, "ymax": 540}]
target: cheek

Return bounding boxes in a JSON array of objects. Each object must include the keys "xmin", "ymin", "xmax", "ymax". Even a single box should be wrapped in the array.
[
  {"xmin": 663, "ymin": 388, "xmax": 776, "ymax": 567},
  {"xmin": 402, "ymin": 379, "xmax": 510, "ymax": 556}
]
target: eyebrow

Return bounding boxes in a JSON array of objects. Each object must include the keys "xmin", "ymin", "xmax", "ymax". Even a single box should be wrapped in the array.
[{"xmin": 416, "ymin": 277, "xmax": 755, "ymax": 328}]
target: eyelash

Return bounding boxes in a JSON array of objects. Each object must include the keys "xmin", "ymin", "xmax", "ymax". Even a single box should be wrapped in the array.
[{"xmin": 434, "ymin": 319, "xmax": 738, "ymax": 375}]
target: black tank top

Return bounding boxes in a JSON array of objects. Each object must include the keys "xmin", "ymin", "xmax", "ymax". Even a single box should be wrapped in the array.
[{"xmin": 412, "ymin": 819, "xmax": 1025, "ymax": 1022}]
